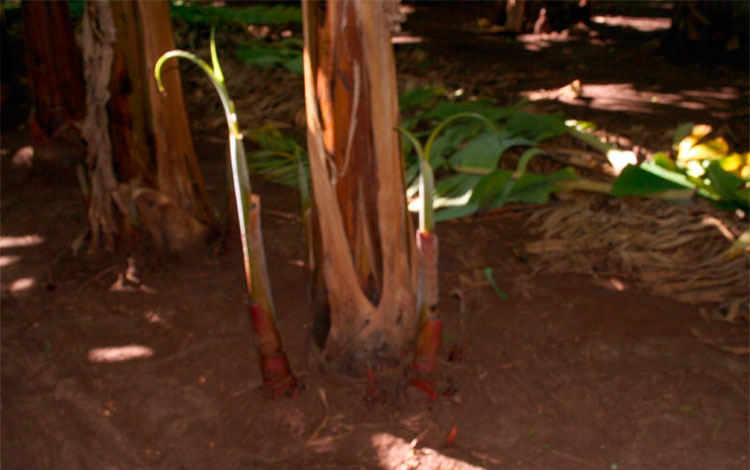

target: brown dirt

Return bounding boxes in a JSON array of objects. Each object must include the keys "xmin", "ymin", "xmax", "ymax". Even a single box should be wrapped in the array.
[{"xmin": 2, "ymin": 3, "xmax": 748, "ymax": 470}]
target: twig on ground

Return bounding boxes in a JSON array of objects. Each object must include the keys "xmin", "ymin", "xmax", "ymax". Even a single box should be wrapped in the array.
[
  {"xmin": 548, "ymin": 448, "xmax": 597, "ymax": 467},
  {"xmin": 76, "ymin": 264, "xmax": 119, "ymax": 293},
  {"xmin": 691, "ymin": 327, "xmax": 750, "ymax": 355},
  {"xmin": 305, "ymin": 387, "xmax": 330, "ymax": 447}
]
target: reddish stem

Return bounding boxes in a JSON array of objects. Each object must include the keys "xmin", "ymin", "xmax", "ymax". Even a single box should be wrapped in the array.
[
  {"xmin": 411, "ymin": 378, "xmax": 438, "ymax": 401},
  {"xmin": 249, "ymin": 303, "xmax": 297, "ymax": 397},
  {"xmin": 412, "ymin": 317, "xmax": 443, "ymax": 377}
]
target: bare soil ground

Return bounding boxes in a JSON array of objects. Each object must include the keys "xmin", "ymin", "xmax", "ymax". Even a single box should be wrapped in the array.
[{"xmin": 2, "ymin": 3, "xmax": 748, "ymax": 469}]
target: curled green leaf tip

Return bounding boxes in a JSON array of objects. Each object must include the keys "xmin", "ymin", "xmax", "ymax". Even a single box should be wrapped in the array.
[
  {"xmin": 484, "ymin": 267, "xmax": 508, "ymax": 300},
  {"xmin": 210, "ymin": 26, "xmax": 225, "ymax": 83},
  {"xmin": 154, "ymin": 54, "xmax": 171, "ymax": 94}
]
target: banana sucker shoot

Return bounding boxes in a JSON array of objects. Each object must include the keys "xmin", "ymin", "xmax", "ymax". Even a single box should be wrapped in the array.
[
  {"xmin": 398, "ymin": 113, "xmax": 498, "ymax": 390},
  {"xmin": 154, "ymin": 29, "xmax": 296, "ymax": 397}
]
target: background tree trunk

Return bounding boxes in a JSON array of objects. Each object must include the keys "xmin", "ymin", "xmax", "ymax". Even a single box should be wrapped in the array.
[
  {"xmin": 303, "ymin": 0, "xmax": 417, "ymax": 372},
  {"xmin": 504, "ymin": 0, "xmax": 526, "ymax": 33},
  {"xmin": 21, "ymin": 1, "xmax": 85, "ymax": 139},
  {"xmin": 81, "ymin": 0, "xmax": 212, "ymax": 254}
]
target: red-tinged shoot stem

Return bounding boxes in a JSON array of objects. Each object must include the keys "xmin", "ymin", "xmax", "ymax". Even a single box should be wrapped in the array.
[
  {"xmin": 398, "ymin": 114, "xmax": 496, "ymax": 382},
  {"xmin": 412, "ymin": 231, "xmax": 442, "ymax": 378}
]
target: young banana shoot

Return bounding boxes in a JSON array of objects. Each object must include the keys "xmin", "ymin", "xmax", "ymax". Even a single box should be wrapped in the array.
[
  {"xmin": 397, "ymin": 113, "xmax": 496, "ymax": 389},
  {"xmin": 155, "ymin": 29, "xmax": 296, "ymax": 397}
]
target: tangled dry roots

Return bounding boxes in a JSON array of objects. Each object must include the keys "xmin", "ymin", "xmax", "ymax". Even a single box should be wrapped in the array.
[{"xmin": 524, "ymin": 197, "xmax": 749, "ymax": 312}]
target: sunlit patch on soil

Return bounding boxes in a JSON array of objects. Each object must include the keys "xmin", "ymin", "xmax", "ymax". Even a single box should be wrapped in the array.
[
  {"xmin": 0, "ymin": 255, "xmax": 20, "ymax": 267},
  {"xmin": 0, "ymin": 234, "xmax": 44, "ymax": 248},
  {"xmin": 523, "ymin": 82, "xmax": 740, "ymax": 118},
  {"xmin": 371, "ymin": 432, "xmax": 485, "ymax": 470},
  {"xmin": 9, "ymin": 277, "xmax": 36, "ymax": 293},
  {"xmin": 592, "ymin": 15, "xmax": 671, "ymax": 32},
  {"xmin": 11, "ymin": 145, "xmax": 34, "ymax": 168},
  {"xmin": 516, "ymin": 33, "xmax": 571, "ymax": 52},
  {"xmin": 392, "ymin": 35, "xmax": 423, "ymax": 45},
  {"xmin": 606, "ymin": 278, "xmax": 627, "ymax": 292},
  {"xmin": 143, "ymin": 310, "xmax": 170, "ymax": 327},
  {"xmin": 88, "ymin": 345, "xmax": 155, "ymax": 363}
]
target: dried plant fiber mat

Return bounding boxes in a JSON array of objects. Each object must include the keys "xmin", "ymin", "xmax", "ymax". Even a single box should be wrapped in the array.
[{"xmin": 524, "ymin": 197, "xmax": 748, "ymax": 317}]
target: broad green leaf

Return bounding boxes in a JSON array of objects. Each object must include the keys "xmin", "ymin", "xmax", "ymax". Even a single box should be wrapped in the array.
[
  {"xmin": 429, "ymin": 125, "xmax": 482, "ymax": 164},
  {"xmin": 501, "ymin": 167, "xmax": 578, "ymax": 205},
  {"xmin": 236, "ymin": 40, "xmax": 303, "ymax": 74},
  {"xmin": 610, "ymin": 164, "xmax": 688, "ymax": 196},
  {"xmin": 470, "ymin": 170, "xmax": 512, "ymax": 207},
  {"xmin": 281, "ymin": 56, "xmax": 303, "ymax": 74},
  {"xmin": 567, "ymin": 127, "xmax": 612, "ymax": 154},
  {"xmin": 449, "ymin": 131, "xmax": 502, "ymax": 172},
  {"xmin": 248, "ymin": 124, "xmax": 302, "ymax": 154},
  {"xmin": 433, "ymin": 173, "xmax": 483, "ymax": 208},
  {"xmin": 450, "ymin": 132, "xmax": 533, "ymax": 173},
  {"xmin": 735, "ymin": 188, "xmax": 750, "ymax": 206},
  {"xmin": 248, "ymin": 149, "xmax": 308, "ymax": 188},
  {"xmin": 421, "ymin": 99, "xmax": 507, "ymax": 122},
  {"xmin": 505, "ymin": 111, "xmax": 568, "ymax": 141},
  {"xmin": 251, "ymin": 149, "xmax": 294, "ymax": 161},
  {"xmin": 652, "ymin": 152, "xmax": 678, "ymax": 171},
  {"xmin": 399, "ymin": 86, "xmax": 445, "ymax": 110},
  {"xmin": 705, "ymin": 162, "xmax": 750, "ymax": 209},
  {"xmin": 639, "ymin": 159, "xmax": 698, "ymax": 190},
  {"xmin": 434, "ymin": 202, "xmax": 481, "ymax": 222},
  {"xmin": 237, "ymin": 47, "xmax": 286, "ymax": 68},
  {"xmin": 279, "ymin": 37, "xmax": 304, "ymax": 48},
  {"xmin": 69, "ymin": 0, "xmax": 84, "ymax": 18},
  {"xmin": 246, "ymin": 124, "xmax": 308, "ymax": 188},
  {"xmin": 401, "ymin": 117, "xmax": 419, "ymax": 132},
  {"xmin": 171, "ymin": 4, "xmax": 301, "ymax": 26}
]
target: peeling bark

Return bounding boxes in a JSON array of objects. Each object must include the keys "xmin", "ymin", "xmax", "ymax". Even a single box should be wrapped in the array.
[
  {"xmin": 81, "ymin": 0, "xmax": 119, "ymax": 251},
  {"xmin": 81, "ymin": 0, "xmax": 212, "ymax": 255},
  {"xmin": 303, "ymin": 0, "xmax": 417, "ymax": 371}
]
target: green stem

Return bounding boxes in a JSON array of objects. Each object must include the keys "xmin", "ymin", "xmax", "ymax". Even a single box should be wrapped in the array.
[
  {"xmin": 557, "ymin": 178, "xmax": 612, "ymax": 193},
  {"xmin": 567, "ymin": 128, "xmax": 613, "ymax": 155},
  {"xmin": 231, "ymin": 136, "xmax": 270, "ymax": 308},
  {"xmin": 396, "ymin": 126, "xmax": 433, "ymax": 232},
  {"xmin": 558, "ymin": 178, "xmax": 698, "ymax": 202},
  {"xmin": 295, "ymin": 147, "xmax": 314, "ymax": 268}
]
